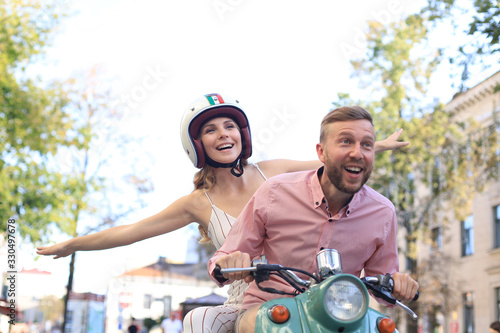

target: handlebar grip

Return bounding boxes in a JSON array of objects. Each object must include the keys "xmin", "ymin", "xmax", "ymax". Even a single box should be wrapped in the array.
[
  {"xmin": 214, "ymin": 265, "xmax": 223, "ymax": 278},
  {"xmin": 213, "ymin": 265, "xmax": 228, "ymax": 283},
  {"xmin": 412, "ymin": 291, "xmax": 419, "ymax": 302}
]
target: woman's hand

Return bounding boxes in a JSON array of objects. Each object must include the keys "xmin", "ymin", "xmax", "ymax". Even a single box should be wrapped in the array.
[
  {"xmin": 37, "ymin": 241, "xmax": 74, "ymax": 259},
  {"xmin": 375, "ymin": 129, "xmax": 409, "ymax": 153}
]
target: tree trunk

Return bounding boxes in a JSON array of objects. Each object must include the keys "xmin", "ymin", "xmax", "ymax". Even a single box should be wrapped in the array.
[{"xmin": 62, "ymin": 252, "xmax": 76, "ymax": 333}]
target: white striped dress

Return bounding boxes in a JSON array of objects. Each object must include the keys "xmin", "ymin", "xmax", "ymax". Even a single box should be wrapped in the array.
[{"xmin": 183, "ymin": 164, "xmax": 266, "ymax": 333}]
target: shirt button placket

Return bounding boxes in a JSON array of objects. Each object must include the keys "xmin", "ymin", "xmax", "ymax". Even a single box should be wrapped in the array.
[{"xmin": 325, "ymin": 205, "xmax": 333, "ymax": 223}]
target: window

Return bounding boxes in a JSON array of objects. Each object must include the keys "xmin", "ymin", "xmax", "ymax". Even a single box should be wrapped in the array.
[
  {"xmin": 405, "ymin": 238, "xmax": 417, "ymax": 272},
  {"xmin": 494, "ymin": 205, "xmax": 500, "ymax": 249},
  {"xmin": 463, "ymin": 292, "xmax": 474, "ymax": 333},
  {"xmin": 496, "ymin": 287, "xmax": 500, "ymax": 321},
  {"xmin": 144, "ymin": 294, "xmax": 152, "ymax": 309},
  {"xmin": 494, "ymin": 122, "xmax": 500, "ymax": 157},
  {"xmin": 461, "ymin": 215, "xmax": 474, "ymax": 256},
  {"xmin": 164, "ymin": 296, "xmax": 172, "ymax": 317},
  {"xmin": 431, "ymin": 226, "xmax": 443, "ymax": 250},
  {"xmin": 431, "ymin": 157, "xmax": 442, "ymax": 194},
  {"xmin": 65, "ymin": 311, "xmax": 73, "ymax": 332}
]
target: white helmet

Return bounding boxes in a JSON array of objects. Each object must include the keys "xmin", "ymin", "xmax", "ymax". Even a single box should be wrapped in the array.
[{"xmin": 180, "ymin": 93, "xmax": 252, "ymax": 169}]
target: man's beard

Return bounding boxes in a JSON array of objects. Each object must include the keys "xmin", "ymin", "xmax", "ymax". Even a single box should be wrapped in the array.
[{"xmin": 326, "ymin": 160, "xmax": 372, "ymax": 194}]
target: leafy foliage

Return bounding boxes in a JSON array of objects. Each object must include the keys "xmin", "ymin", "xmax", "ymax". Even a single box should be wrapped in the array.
[
  {"xmin": 468, "ymin": 0, "xmax": 500, "ymax": 53},
  {"xmin": 0, "ymin": 0, "xmax": 76, "ymax": 242},
  {"xmin": 0, "ymin": 1, "xmax": 153, "ymax": 244},
  {"xmin": 420, "ymin": 0, "xmax": 500, "ymax": 91},
  {"xmin": 142, "ymin": 318, "xmax": 158, "ymax": 332}
]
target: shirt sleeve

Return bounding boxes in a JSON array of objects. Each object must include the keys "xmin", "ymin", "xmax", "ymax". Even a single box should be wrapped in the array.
[
  {"xmin": 363, "ymin": 206, "xmax": 399, "ymax": 277},
  {"xmin": 363, "ymin": 206, "xmax": 399, "ymax": 307},
  {"xmin": 207, "ymin": 183, "xmax": 269, "ymax": 287}
]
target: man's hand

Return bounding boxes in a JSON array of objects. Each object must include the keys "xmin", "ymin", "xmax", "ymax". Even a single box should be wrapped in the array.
[
  {"xmin": 214, "ymin": 251, "xmax": 254, "ymax": 283},
  {"xmin": 392, "ymin": 272, "xmax": 419, "ymax": 302}
]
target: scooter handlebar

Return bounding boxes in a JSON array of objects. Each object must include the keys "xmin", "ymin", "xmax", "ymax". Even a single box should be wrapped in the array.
[
  {"xmin": 213, "ymin": 265, "xmax": 229, "ymax": 283},
  {"xmin": 362, "ymin": 274, "xmax": 419, "ymax": 320}
]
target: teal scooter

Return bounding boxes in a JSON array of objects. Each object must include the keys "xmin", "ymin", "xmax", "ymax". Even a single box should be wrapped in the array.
[{"xmin": 218, "ymin": 249, "xmax": 418, "ymax": 333}]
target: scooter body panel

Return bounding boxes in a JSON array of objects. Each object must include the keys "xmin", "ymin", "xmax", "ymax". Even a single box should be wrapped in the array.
[{"xmin": 255, "ymin": 274, "xmax": 390, "ymax": 333}]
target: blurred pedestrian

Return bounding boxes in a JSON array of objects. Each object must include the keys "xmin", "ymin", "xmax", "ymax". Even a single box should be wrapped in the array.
[
  {"xmin": 161, "ymin": 313, "xmax": 182, "ymax": 333},
  {"xmin": 127, "ymin": 317, "xmax": 140, "ymax": 333},
  {"xmin": 491, "ymin": 321, "xmax": 500, "ymax": 333}
]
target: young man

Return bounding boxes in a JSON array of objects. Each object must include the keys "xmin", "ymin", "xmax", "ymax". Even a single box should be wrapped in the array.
[{"xmin": 208, "ymin": 106, "xmax": 419, "ymax": 333}]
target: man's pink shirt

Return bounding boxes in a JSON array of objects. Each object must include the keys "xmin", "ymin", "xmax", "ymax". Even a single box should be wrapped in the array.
[{"xmin": 208, "ymin": 168, "xmax": 399, "ymax": 309}]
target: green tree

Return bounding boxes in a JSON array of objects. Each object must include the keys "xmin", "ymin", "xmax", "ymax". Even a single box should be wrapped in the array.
[
  {"xmin": 0, "ymin": 0, "xmax": 77, "ymax": 241},
  {"xmin": 421, "ymin": 0, "xmax": 499, "ymax": 53},
  {"xmin": 334, "ymin": 10, "xmax": 499, "ymax": 329},
  {"xmin": 1, "ymin": 3, "xmax": 153, "ymax": 331},
  {"xmin": 467, "ymin": 0, "xmax": 500, "ymax": 54},
  {"xmin": 420, "ymin": 0, "xmax": 500, "ymax": 91},
  {"xmin": 142, "ymin": 318, "xmax": 158, "ymax": 332}
]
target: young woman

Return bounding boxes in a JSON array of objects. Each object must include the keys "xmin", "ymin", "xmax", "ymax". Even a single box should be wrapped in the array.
[{"xmin": 37, "ymin": 93, "xmax": 408, "ymax": 333}]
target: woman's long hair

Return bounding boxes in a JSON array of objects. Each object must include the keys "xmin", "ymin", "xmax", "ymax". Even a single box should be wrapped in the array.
[{"xmin": 194, "ymin": 159, "xmax": 248, "ymax": 244}]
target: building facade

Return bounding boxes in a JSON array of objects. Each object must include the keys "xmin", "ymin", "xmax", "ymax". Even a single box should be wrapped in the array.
[
  {"xmin": 416, "ymin": 71, "xmax": 500, "ymax": 333},
  {"xmin": 105, "ymin": 257, "xmax": 228, "ymax": 333},
  {"xmin": 65, "ymin": 292, "xmax": 106, "ymax": 333}
]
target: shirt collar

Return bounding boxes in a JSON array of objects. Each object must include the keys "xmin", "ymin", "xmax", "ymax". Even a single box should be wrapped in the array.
[
  {"xmin": 312, "ymin": 167, "xmax": 326, "ymax": 209},
  {"xmin": 312, "ymin": 166, "xmax": 362, "ymax": 217}
]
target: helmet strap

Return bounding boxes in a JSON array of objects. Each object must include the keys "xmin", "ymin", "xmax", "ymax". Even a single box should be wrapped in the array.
[
  {"xmin": 230, "ymin": 158, "xmax": 244, "ymax": 177},
  {"xmin": 205, "ymin": 156, "xmax": 244, "ymax": 178}
]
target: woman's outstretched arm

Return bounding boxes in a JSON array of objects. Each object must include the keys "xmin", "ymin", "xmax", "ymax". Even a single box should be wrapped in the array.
[{"xmin": 36, "ymin": 193, "xmax": 206, "ymax": 259}]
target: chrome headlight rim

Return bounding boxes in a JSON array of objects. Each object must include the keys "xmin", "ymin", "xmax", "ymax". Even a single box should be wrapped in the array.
[{"xmin": 323, "ymin": 275, "xmax": 368, "ymax": 322}]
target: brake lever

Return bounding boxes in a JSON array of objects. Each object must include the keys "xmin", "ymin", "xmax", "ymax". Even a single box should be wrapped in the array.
[
  {"xmin": 362, "ymin": 274, "xmax": 396, "ymax": 304},
  {"xmin": 362, "ymin": 274, "xmax": 419, "ymax": 320},
  {"xmin": 395, "ymin": 300, "xmax": 418, "ymax": 320}
]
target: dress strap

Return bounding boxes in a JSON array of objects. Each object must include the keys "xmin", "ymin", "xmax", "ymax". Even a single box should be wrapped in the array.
[
  {"xmin": 252, "ymin": 163, "xmax": 267, "ymax": 180},
  {"xmin": 204, "ymin": 190, "xmax": 215, "ymax": 206}
]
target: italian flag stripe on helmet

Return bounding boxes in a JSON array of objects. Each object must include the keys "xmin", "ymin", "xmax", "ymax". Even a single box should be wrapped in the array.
[{"xmin": 205, "ymin": 94, "xmax": 225, "ymax": 105}]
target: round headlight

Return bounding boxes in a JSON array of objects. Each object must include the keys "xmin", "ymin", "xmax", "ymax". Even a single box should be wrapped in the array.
[{"xmin": 324, "ymin": 278, "xmax": 367, "ymax": 320}]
